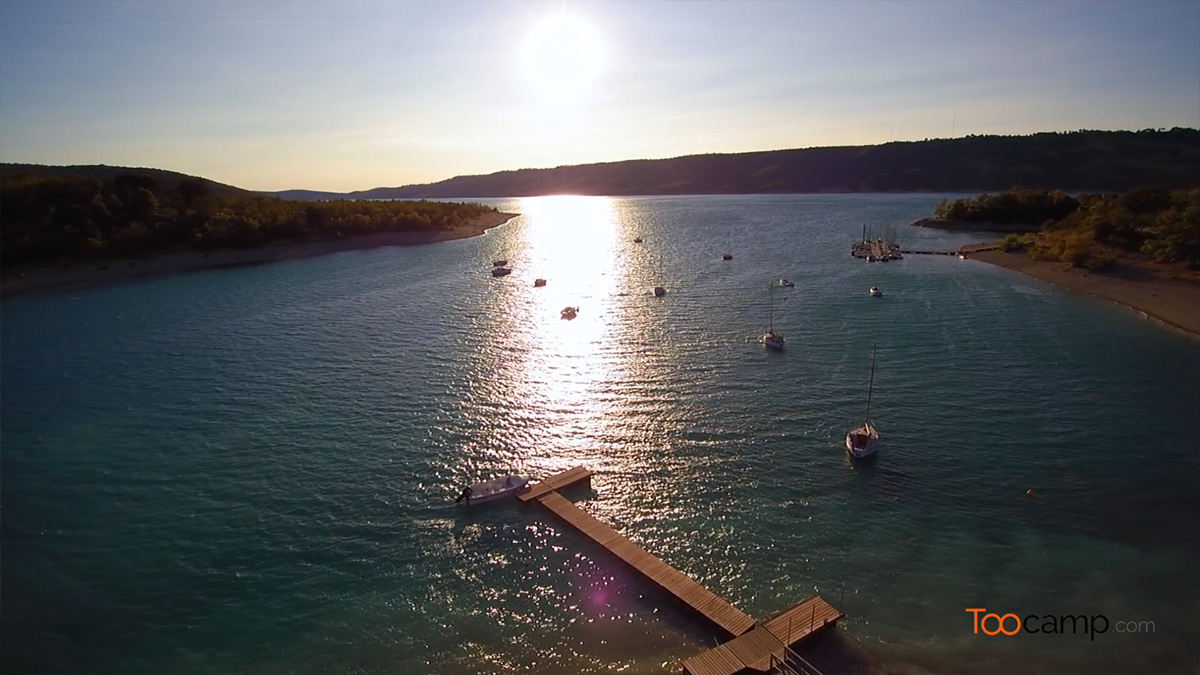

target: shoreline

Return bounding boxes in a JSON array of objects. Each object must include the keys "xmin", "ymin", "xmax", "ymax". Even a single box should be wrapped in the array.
[
  {"xmin": 967, "ymin": 248, "xmax": 1200, "ymax": 338},
  {"xmin": 0, "ymin": 211, "xmax": 519, "ymax": 300},
  {"xmin": 910, "ymin": 218, "xmax": 1037, "ymax": 233}
]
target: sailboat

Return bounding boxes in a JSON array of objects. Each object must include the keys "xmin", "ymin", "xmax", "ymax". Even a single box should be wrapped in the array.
[
  {"xmin": 652, "ymin": 251, "xmax": 666, "ymax": 297},
  {"xmin": 845, "ymin": 345, "xmax": 879, "ymax": 458},
  {"xmin": 760, "ymin": 284, "xmax": 784, "ymax": 350}
]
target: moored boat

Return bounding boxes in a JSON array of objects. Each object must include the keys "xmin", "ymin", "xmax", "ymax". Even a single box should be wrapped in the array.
[
  {"xmin": 492, "ymin": 267, "xmax": 512, "ymax": 277},
  {"xmin": 846, "ymin": 345, "xmax": 880, "ymax": 459},
  {"xmin": 534, "ymin": 278, "xmax": 547, "ymax": 287},
  {"xmin": 561, "ymin": 306, "xmax": 579, "ymax": 320},
  {"xmin": 456, "ymin": 475, "xmax": 528, "ymax": 505},
  {"xmin": 761, "ymin": 284, "xmax": 784, "ymax": 350}
]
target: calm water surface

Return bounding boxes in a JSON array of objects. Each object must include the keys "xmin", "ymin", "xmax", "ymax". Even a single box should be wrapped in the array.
[{"xmin": 3, "ymin": 195, "xmax": 1199, "ymax": 674}]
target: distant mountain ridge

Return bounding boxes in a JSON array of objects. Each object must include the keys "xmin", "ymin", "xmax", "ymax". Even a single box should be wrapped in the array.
[
  {"xmin": 5, "ymin": 129, "xmax": 1198, "ymax": 201},
  {"xmin": 292, "ymin": 126, "xmax": 1200, "ymax": 198},
  {"xmin": 331, "ymin": 129, "xmax": 1199, "ymax": 200}
]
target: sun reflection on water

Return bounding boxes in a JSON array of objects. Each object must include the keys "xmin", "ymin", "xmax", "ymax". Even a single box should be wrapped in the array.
[{"xmin": 515, "ymin": 196, "xmax": 621, "ymax": 471}]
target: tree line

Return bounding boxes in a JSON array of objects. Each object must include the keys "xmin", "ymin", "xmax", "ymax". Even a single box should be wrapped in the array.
[
  {"xmin": 936, "ymin": 186, "xmax": 1200, "ymax": 270},
  {"xmin": 1, "ymin": 172, "xmax": 497, "ymax": 267}
]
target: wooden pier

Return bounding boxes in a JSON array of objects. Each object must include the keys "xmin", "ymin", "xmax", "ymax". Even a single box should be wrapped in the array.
[
  {"xmin": 519, "ymin": 467, "xmax": 843, "ymax": 673},
  {"xmin": 900, "ymin": 242, "xmax": 1002, "ymax": 256},
  {"xmin": 682, "ymin": 596, "xmax": 843, "ymax": 675}
]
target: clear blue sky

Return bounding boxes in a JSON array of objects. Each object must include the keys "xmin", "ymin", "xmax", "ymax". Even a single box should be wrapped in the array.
[{"xmin": 1, "ymin": 0, "xmax": 1197, "ymax": 192}]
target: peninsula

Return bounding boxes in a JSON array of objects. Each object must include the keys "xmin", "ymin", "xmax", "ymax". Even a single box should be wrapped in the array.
[
  {"xmin": 0, "ymin": 167, "xmax": 515, "ymax": 299},
  {"xmin": 926, "ymin": 187, "xmax": 1200, "ymax": 337}
]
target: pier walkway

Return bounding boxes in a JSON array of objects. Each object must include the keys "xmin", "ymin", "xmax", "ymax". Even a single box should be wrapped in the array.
[{"xmin": 518, "ymin": 467, "xmax": 843, "ymax": 673}]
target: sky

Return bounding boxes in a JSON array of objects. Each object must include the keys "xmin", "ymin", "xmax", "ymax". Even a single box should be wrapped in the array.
[{"xmin": 1, "ymin": 0, "xmax": 1197, "ymax": 192}]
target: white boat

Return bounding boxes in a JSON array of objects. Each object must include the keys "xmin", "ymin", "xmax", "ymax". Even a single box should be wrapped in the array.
[
  {"xmin": 779, "ymin": 279, "xmax": 795, "ymax": 287},
  {"xmin": 846, "ymin": 345, "xmax": 880, "ymax": 459},
  {"xmin": 492, "ymin": 267, "xmax": 512, "ymax": 277},
  {"xmin": 455, "ymin": 475, "xmax": 528, "ymax": 505},
  {"xmin": 653, "ymin": 286, "xmax": 666, "ymax": 297},
  {"xmin": 561, "ymin": 306, "xmax": 579, "ymax": 320},
  {"xmin": 760, "ymin": 285, "xmax": 784, "ymax": 350},
  {"xmin": 869, "ymin": 286, "xmax": 882, "ymax": 297}
]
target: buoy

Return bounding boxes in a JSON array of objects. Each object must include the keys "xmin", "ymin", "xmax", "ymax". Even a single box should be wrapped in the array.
[{"xmin": 1025, "ymin": 489, "xmax": 1035, "ymax": 500}]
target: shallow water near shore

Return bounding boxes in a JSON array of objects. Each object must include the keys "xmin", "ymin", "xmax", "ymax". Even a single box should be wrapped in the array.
[{"xmin": 3, "ymin": 194, "xmax": 1198, "ymax": 674}]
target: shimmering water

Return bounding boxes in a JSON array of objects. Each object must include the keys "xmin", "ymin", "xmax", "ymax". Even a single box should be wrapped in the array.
[{"xmin": 3, "ymin": 195, "xmax": 1198, "ymax": 675}]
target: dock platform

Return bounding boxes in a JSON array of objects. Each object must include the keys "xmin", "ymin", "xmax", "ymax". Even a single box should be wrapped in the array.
[
  {"xmin": 682, "ymin": 596, "xmax": 843, "ymax": 675},
  {"xmin": 518, "ymin": 465, "xmax": 592, "ymax": 502}
]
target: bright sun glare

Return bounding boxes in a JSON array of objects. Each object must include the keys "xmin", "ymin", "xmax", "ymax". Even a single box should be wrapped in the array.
[{"xmin": 518, "ymin": 10, "xmax": 605, "ymax": 104}]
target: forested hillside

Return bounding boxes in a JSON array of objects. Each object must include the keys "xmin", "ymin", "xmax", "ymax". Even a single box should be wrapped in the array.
[{"xmin": 0, "ymin": 169, "xmax": 495, "ymax": 267}]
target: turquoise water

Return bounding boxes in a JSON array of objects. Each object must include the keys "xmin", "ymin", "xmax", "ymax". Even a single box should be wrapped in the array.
[{"xmin": 2, "ymin": 194, "xmax": 1198, "ymax": 675}]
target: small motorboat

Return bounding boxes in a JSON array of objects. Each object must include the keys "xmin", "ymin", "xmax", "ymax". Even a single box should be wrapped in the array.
[
  {"xmin": 492, "ymin": 260, "xmax": 508, "ymax": 267},
  {"xmin": 455, "ymin": 475, "xmax": 528, "ymax": 505},
  {"xmin": 722, "ymin": 253, "xmax": 733, "ymax": 261},
  {"xmin": 534, "ymin": 278, "xmax": 547, "ymax": 287},
  {"xmin": 869, "ymin": 286, "xmax": 882, "ymax": 297},
  {"xmin": 653, "ymin": 286, "xmax": 666, "ymax": 297},
  {"xmin": 492, "ymin": 267, "xmax": 512, "ymax": 277},
  {"xmin": 561, "ymin": 306, "xmax": 579, "ymax": 320},
  {"xmin": 779, "ymin": 279, "xmax": 795, "ymax": 287}
]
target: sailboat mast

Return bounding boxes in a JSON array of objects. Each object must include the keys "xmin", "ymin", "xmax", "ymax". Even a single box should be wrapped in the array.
[
  {"xmin": 864, "ymin": 345, "xmax": 876, "ymax": 421},
  {"xmin": 767, "ymin": 284, "xmax": 774, "ymax": 332}
]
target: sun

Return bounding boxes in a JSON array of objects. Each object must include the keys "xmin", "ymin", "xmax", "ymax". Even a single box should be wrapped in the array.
[{"xmin": 518, "ymin": 10, "xmax": 605, "ymax": 104}]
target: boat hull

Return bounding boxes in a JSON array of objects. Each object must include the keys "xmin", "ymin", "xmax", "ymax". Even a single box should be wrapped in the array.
[
  {"xmin": 845, "ymin": 437, "xmax": 879, "ymax": 458},
  {"xmin": 462, "ymin": 475, "xmax": 528, "ymax": 505},
  {"xmin": 845, "ymin": 425, "xmax": 879, "ymax": 458}
]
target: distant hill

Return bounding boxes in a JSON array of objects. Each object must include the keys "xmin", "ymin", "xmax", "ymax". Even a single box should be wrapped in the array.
[
  {"xmin": 1, "ymin": 163, "xmax": 252, "ymax": 198},
  {"xmin": 270, "ymin": 189, "xmax": 348, "ymax": 201},
  {"xmin": 275, "ymin": 128, "xmax": 1199, "ymax": 200}
]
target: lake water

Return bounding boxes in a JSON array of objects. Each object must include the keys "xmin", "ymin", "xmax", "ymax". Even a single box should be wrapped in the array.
[{"xmin": 3, "ymin": 194, "xmax": 1198, "ymax": 675}]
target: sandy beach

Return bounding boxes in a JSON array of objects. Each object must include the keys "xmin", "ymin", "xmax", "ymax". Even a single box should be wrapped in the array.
[
  {"xmin": 968, "ymin": 248, "xmax": 1200, "ymax": 338},
  {"xmin": 911, "ymin": 218, "xmax": 1037, "ymax": 233},
  {"xmin": 1, "ymin": 211, "xmax": 518, "ymax": 300}
]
